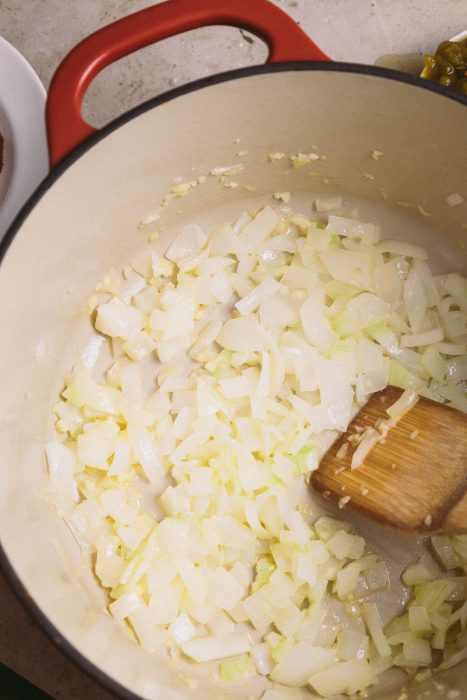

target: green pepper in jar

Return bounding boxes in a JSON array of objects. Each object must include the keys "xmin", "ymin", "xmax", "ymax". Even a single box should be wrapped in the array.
[{"xmin": 420, "ymin": 38, "xmax": 467, "ymax": 93}]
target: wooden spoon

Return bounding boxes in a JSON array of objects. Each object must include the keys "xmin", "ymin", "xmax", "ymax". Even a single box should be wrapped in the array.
[{"xmin": 311, "ymin": 386, "xmax": 467, "ymax": 534}]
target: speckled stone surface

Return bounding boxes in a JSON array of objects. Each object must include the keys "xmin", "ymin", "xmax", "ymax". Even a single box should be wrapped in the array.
[
  {"xmin": 0, "ymin": 1, "xmax": 465, "ymax": 698},
  {"xmin": 1, "ymin": 0, "xmax": 466, "ymax": 129}
]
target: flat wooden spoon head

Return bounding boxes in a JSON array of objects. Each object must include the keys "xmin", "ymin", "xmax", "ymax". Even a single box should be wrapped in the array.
[{"xmin": 311, "ymin": 386, "xmax": 467, "ymax": 535}]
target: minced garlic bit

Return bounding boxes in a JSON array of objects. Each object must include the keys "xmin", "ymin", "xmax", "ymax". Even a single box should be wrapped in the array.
[
  {"xmin": 410, "ymin": 430, "xmax": 419, "ymax": 440},
  {"xmin": 267, "ymin": 152, "xmax": 285, "ymax": 161},
  {"xmin": 446, "ymin": 192, "xmax": 465, "ymax": 207},
  {"xmin": 447, "ymin": 690, "xmax": 461, "ymax": 699},
  {"xmin": 338, "ymin": 495, "xmax": 351, "ymax": 509},
  {"xmin": 424, "ymin": 514, "xmax": 433, "ymax": 527},
  {"xmin": 417, "ymin": 205, "xmax": 432, "ymax": 217},
  {"xmin": 161, "ymin": 193, "xmax": 175, "ymax": 207},
  {"xmin": 336, "ymin": 442, "xmax": 349, "ymax": 460},
  {"xmin": 210, "ymin": 163, "xmax": 244, "ymax": 176},
  {"xmin": 370, "ymin": 149, "xmax": 384, "ymax": 160},
  {"xmin": 290, "ymin": 152, "xmax": 319, "ymax": 168},
  {"xmin": 86, "ymin": 293, "xmax": 100, "ymax": 314},
  {"xmin": 415, "ymin": 669, "xmax": 432, "ymax": 683},
  {"xmin": 347, "ymin": 434, "xmax": 361, "ymax": 445},
  {"xmin": 237, "ymin": 149, "xmax": 249, "ymax": 157},
  {"xmin": 363, "ymin": 173, "xmax": 375, "ymax": 180},
  {"xmin": 141, "ymin": 172, "xmax": 212, "ymax": 227},
  {"xmin": 297, "ymin": 502, "xmax": 312, "ymax": 516},
  {"xmin": 361, "ymin": 487, "xmax": 369, "ymax": 496},
  {"xmin": 140, "ymin": 208, "xmax": 161, "ymax": 225},
  {"xmin": 177, "ymin": 673, "xmax": 199, "ymax": 688},
  {"xmin": 273, "ymin": 191, "xmax": 291, "ymax": 203},
  {"xmin": 171, "ymin": 182, "xmax": 192, "ymax": 197}
]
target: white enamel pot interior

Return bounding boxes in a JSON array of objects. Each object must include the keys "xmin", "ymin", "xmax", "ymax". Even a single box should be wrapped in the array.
[{"xmin": 0, "ymin": 8, "xmax": 466, "ymax": 700}]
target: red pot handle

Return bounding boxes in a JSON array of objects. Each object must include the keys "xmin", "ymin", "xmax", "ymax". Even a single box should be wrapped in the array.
[{"xmin": 46, "ymin": 0, "xmax": 330, "ymax": 167}]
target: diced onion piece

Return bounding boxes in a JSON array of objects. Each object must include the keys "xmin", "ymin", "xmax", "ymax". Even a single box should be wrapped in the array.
[
  {"xmin": 181, "ymin": 633, "xmax": 250, "ymax": 662},
  {"xmin": 168, "ymin": 613, "xmax": 197, "ymax": 643},
  {"xmin": 408, "ymin": 606, "xmax": 432, "ymax": 632},
  {"xmin": 431, "ymin": 536, "xmax": 461, "ymax": 570},
  {"xmin": 165, "ymin": 224, "xmax": 207, "ymax": 262},
  {"xmin": 446, "ymin": 356, "xmax": 467, "ymax": 382},
  {"xmin": 336, "ymin": 562, "xmax": 361, "ymax": 597},
  {"xmin": 386, "ymin": 389, "xmax": 419, "ymax": 419},
  {"xmin": 377, "ymin": 240, "xmax": 428, "ymax": 259},
  {"xmin": 444, "ymin": 273, "xmax": 467, "ymax": 312},
  {"xmin": 320, "ymin": 249, "xmax": 374, "ymax": 290},
  {"xmin": 270, "ymin": 643, "xmax": 336, "ymax": 687},
  {"xmin": 250, "ymin": 643, "xmax": 274, "ymax": 676},
  {"xmin": 402, "ymin": 562, "xmax": 436, "ymax": 587},
  {"xmin": 216, "ymin": 317, "xmax": 269, "ymax": 352},
  {"xmin": 421, "ymin": 346, "xmax": 446, "ymax": 381},
  {"xmin": 351, "ymin": 428, "xmax": 380, "ymax": 469},
  {"xmin": 220, "ymin": 655, "xmax": 255, "ymax": 682},
  {"xmin": 362, "ymin": 602, "xmax": 391, "ymax": 657},
  {"xmin": 235, "ymin": 278, "xmax": 281, "ymax": 316},
  {"xmin": 403, "ymin": 637, "xmax": 432, "ymax": 667},
  {"xmin": 327, "ymin": 530, "xmax": 357, "ymax": 560},
  {"xmin": 414, "ymin": 580, "xmax": 457, "ymax": 614},
  {"xmin": 128, "ymin": 426, "xmax": 165, "ymax": 482},
  {"xmin": 434, "ymin": 341, "xmax": 466, "ymax": 356},
  {"xmin": 95, "ymin": 298, "xmax": 144, "ymax": 341},
  {"xmin": 309, "ymin": 659, "xmax": 375, "ymax": 696},
  {"xmin": 336, "ymin": 630, "xmax": 370, "ymax": 661},
  {"xmin": 446, "ymin": 192, "xmax": 465, "ymax": 207},
  {"xmin": 239, "ymin": 206, "xmax": 279, "ymax": 251},
  {"xmin": 46, "ymin": 440, "xmax": 79, "ymax": 501},
  {"xmin": 401, "ymin": 328, "xmax": 444, "ymax": 347},
  {"xmin": 208, "ymin": 567, "xmax": 245, "ymax": 611},
  {"xmin": 327, "ymin": 215, "xmax": 380, "ymax": 244},
  {"xmin": 300, "ymin": 297, "xmax": 338, "ymax": 352},
  {"xmin": 109, "ymin": 592, "xmax": 142, "ymax": 621}
]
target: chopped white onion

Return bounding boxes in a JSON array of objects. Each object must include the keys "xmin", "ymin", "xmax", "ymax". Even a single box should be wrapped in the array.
[
  {"xmin": 49, "ymin": 200, "xmax": 467, "ymax": 696},
  {"xmin": 181, "ymin": 632, "xmax": 250, "ymax": 662}
]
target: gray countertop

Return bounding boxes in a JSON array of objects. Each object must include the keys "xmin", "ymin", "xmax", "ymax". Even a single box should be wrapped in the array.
[{"xmin": 0, "ymin": 1, "xmax": 465, "ymax": 698}]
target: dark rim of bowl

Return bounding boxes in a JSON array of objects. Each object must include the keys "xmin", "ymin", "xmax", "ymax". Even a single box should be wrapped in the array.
[{"xmin": 0, "ymin": 60, "xmax": 465, "ymax": 700}]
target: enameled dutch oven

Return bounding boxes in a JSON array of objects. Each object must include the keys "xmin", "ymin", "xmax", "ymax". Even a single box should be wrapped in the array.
[{"xmin": 0, "ymin": 1, "xmax": 466, "ymax": 698}]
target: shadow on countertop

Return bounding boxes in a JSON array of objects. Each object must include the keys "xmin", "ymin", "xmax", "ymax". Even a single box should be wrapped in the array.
[{"xmin": 0, "ymin": 663, "xmax": 53, "ymax": 699}]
